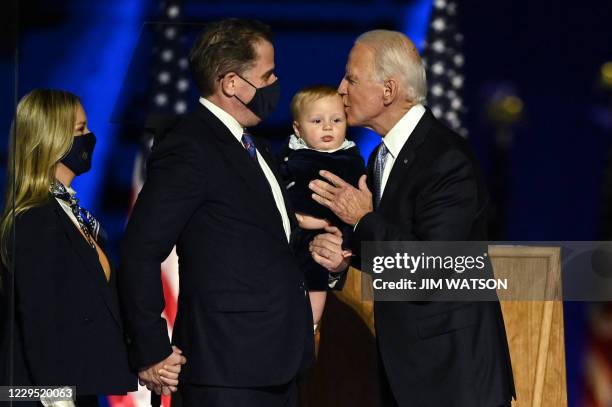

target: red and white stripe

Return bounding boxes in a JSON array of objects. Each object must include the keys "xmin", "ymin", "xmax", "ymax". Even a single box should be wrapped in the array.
[{"xmin": 108, "ymin": 148, "xmax": 180, "ymax": 407}]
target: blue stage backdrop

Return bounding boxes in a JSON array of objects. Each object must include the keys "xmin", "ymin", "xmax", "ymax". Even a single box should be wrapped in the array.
[{"xmin": 1, "ymin": 1, "xmax": 611, "ymax": 406}]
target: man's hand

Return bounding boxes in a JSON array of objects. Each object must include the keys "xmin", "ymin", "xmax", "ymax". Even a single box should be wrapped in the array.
[
  {"xmin": 309, "ymin": 172, "xmax": 372, "ymax": 226},
  {"xmin": 309, "ymin": 226, "xmax": 352, "ymax": 273},
  {"xmin": 139, "ymin": 345, "xmax": 187, "ymax": 395}
]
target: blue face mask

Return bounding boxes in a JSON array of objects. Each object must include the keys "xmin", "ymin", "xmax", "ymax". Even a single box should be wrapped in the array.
[
  {"xmin": 235, "ymin": 75, "xmax": 280, "ymax": 121},
  {"xmin": 61, "ymin": 132, "xmax": 96, "ymax": 175}
]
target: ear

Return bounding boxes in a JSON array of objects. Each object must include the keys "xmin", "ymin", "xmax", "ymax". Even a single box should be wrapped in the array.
[
  {"xmin": 382, "ymin": 78, "xmax": 399, "ymax": 106},
  {"xmin": 292, "ymin": 121, "xmax": 301, "ymax": 138},
  {"xmin": 220, "ymin": 72, "xmax": 238, "ymax": 97}
]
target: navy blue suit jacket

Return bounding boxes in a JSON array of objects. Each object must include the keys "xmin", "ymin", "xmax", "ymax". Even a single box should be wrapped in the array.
[{"xmin": 119, "ymin": 104, "xmax": 314, "ymax": 387}]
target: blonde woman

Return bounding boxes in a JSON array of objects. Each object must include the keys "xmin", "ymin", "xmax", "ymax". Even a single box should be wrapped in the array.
[{"xmin": 0, "ymin": 89, "xmax": 183, "ymax": 406}]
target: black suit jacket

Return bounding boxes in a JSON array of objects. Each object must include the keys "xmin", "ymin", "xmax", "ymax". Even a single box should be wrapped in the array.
[
  {"xmin": 0, "ymin": 198, "xmax": 136, "ymax": 396},
  {"xmin": 119, "ymin": 104, "xmax": 313, "ymax": 388},
  {"xmin": 354, "ymin": 110, "xmax": 515, "ymax": 406}
]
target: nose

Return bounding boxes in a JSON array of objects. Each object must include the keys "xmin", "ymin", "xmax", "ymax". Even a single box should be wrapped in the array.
[
  {"xmin": 323, "ymin": 122, "xmax": 332, "ymax": 131},
  {"xmin": 338, "ymin": 78, "xmax": 347, "ymax": 95}
]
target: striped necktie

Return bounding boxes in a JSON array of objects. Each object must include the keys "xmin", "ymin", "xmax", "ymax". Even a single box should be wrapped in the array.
[
  {"xmin": 241, "ymin": 131, "xmax": 258, "ymax": 162},
  {"xmin": 373, "ymin": 142, "xmax": 389, "ymax": 208}
]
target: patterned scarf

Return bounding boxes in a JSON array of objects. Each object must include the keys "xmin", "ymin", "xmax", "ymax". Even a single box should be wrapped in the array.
[{"xmin": 50, "ymin": 180, "xmax": 100, "ymax": 248}]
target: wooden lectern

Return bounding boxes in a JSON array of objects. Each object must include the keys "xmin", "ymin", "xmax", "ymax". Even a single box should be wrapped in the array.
[{"xmin": 301, "ymin": 246, "xmax": 568, "ymax": 407}]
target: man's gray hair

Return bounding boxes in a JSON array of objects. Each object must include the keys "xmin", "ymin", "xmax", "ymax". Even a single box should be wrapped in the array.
[{"xmin": 356, "ymin": 30, "xmax": 427, "ymax": 104}]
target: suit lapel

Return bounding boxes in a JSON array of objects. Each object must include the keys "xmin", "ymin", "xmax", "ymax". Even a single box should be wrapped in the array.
[
  {"xmin": 377, "ymin": 109, "xmax": 433, "ymax": 210},
  {"xmin": 253, "ymin": 137, "xmax": 298, "ymax": 231},
  {"xmin": 196, "ymin": 105, "xmax": 289, "ymax": 241},
  {"xmin": 51, "ymin": 200, "xmax": 123, "ymax": 329}
]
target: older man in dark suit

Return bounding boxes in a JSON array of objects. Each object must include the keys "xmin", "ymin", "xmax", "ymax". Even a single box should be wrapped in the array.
[
  {"xmin": 119, "ymin": 19, "xmax": 313, "ymax": 407},
  {"xmin": 309, "ymin": 30, "xmax": 515, "ymax": 407}
]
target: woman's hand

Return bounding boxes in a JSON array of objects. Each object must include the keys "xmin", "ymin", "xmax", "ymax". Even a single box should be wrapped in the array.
[{"xmin": 139, "ymin": 345, "xmax": 186, "ymax": 395}]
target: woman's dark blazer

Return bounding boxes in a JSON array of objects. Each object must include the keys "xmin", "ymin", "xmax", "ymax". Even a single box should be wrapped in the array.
[{"xmin": 0, "ymin": 197, "xmax": 136, "ymax": 396}]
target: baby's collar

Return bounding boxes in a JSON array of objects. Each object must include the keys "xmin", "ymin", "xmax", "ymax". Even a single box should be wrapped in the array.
[{"xmin": 288, "ymin": 133, "xmax": 355, "ymax": 153}]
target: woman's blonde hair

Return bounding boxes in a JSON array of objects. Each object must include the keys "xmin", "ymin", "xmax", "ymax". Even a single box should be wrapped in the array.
[{"xmin": 0, "ymin": 89, "xmax": 80, "ymax": 266}]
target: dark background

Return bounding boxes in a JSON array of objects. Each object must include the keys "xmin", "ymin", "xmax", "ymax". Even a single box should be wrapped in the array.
[{"xmin": 1, "ymin": 0, "xmax": 611, "ymax": 405}]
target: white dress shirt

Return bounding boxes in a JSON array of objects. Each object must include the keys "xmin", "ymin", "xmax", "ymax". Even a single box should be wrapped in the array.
[
  {"xmin": 379, "ymin": 104, "xmax": 426, "ymax": 197},
  {"xmin": 199, "ymin": 97, "xmax": 291, "ymax": 242}
]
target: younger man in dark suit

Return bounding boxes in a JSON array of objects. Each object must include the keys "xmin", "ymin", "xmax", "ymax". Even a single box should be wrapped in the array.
[{"xmin": 119, "ymin": 19, "xmax": 313, "ymax": 407}]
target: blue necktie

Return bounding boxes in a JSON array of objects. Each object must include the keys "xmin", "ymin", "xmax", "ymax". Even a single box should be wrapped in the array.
[
  {"xmin": 373, "ymin": 142, "xmax": 389, "ymax": 208},
  {"xmin": 241, "ymin": 132, "xmax": 258, "ymax": 162}
]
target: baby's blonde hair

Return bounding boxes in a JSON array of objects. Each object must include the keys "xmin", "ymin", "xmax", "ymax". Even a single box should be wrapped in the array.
[{"xmin": 290, "ymin": 85, "xmax": 342, "ymax": 121}]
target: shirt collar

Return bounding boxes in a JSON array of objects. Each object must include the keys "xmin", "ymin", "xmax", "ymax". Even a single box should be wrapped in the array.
[
  {"xmin": 287, "ymin": 133, "xmax": 356, "ymax": 152},
  {"xmin": 199, "ymin": 97, "xmax": 244, "ymax": 142},
  {"xmin": 382, "ymin": 104, "xmax": 426, "ymax": 158}
]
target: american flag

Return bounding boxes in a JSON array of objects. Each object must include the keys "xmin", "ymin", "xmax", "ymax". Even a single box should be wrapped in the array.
[
  {"xmin": 422, "ymin": 0, "xmax": 467, "ymax": 137},
  {"xmin": 107, "ymin": 1, "xmax": 187, "ymax": 406}
]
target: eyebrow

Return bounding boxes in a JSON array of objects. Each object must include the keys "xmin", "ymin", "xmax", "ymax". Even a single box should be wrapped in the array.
[{"xmin": 261, "ymin": 68, "xmax": 275, "ymax": 80}]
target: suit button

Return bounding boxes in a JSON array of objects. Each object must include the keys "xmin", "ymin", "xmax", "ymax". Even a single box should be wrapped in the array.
[{"xmin": 83, "ymin": 317, "xmax": 93, "ymax": 324}]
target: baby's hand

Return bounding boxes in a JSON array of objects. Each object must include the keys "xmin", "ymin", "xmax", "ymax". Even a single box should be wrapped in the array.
[{"xmin": 296, "ymin": 213, "xmax": 331, "ymax": 230}]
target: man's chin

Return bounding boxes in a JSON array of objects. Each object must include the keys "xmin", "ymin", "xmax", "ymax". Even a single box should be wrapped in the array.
[{"xmin": 244, "ymin": 115, "xmax": 262, "ymax": 128}]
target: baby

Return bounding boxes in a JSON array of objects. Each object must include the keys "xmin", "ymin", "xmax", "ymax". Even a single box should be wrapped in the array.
[{"xmin": 279, "ymin": 85, "xmax": 365, "ymax": 329}]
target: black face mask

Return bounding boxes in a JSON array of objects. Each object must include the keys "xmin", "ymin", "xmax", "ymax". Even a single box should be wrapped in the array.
[
  {"xmin": 61, "ymin": 132, "xmax": 96, "ymax": 175},
  {"xmin": 235, "ymin": 75, "xmax": 280, "ymax": 121}
]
